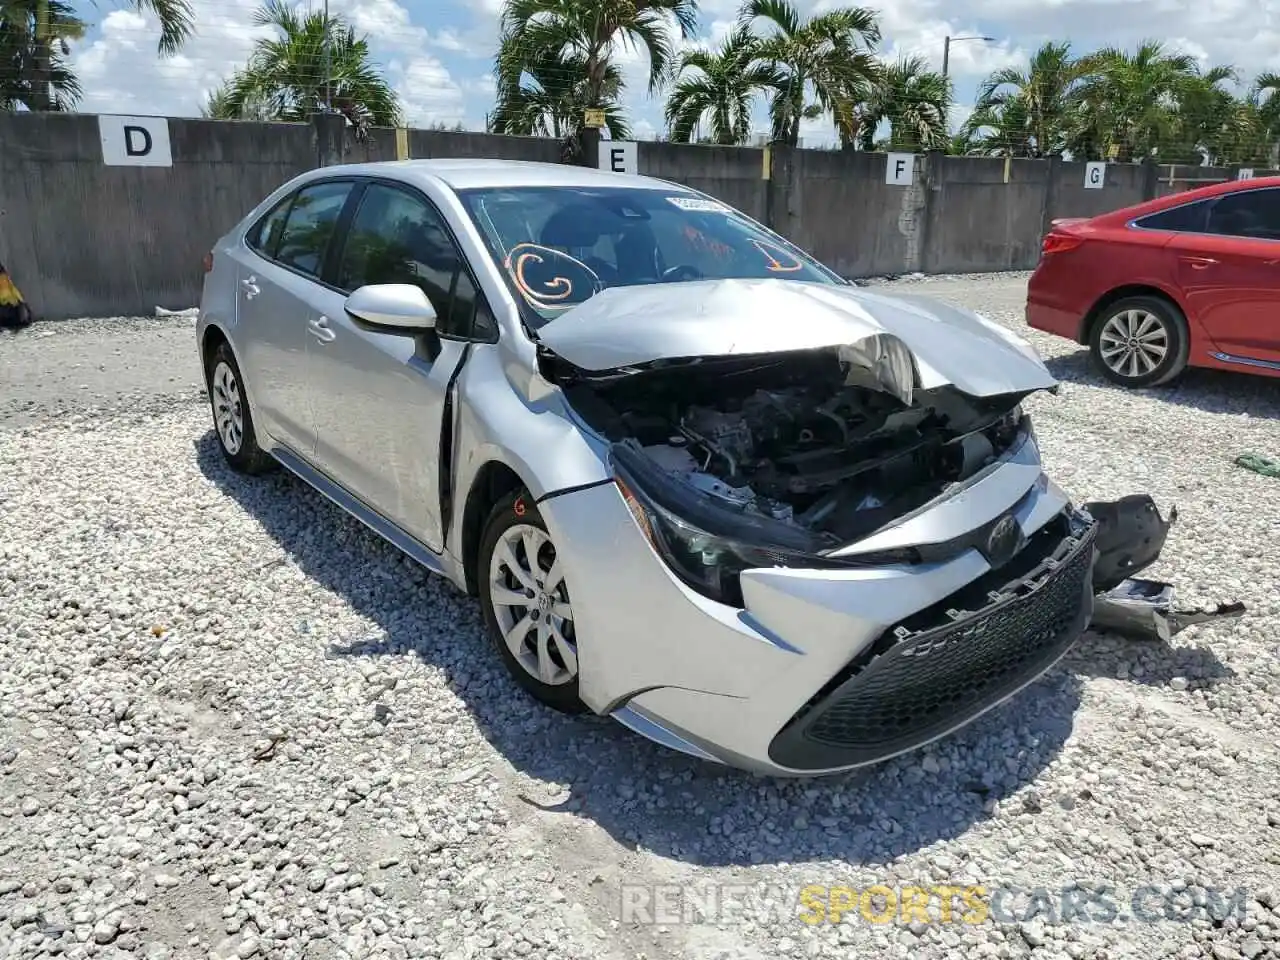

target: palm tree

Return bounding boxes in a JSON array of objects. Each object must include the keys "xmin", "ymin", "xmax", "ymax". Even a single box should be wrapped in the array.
[
  {"xmin": 738, "ymin": 0, "xmax": 881, "ymax": 147},
  {"xmin": 857, "ymin": 55, "xmax": 948, "ymax": 152},
  {"xmin": 491, "ymin": 47, "xmax": 630, "ymax": 139},
  {"xmin": 16, "ymin": 0, "xmax": 192, "ymax": 111},
  {"xmin": 496, "ymin": 0, "xmax": 699, "ymax": 142},
  {"xmin": 957, "ymin": 98, "xmax": 1035, "ymax": 156},
  {"xmin": 664, "ymin": 26, "xmax": 779, "ymax": 144},
  {"xmin": 1253, "ymin": 72, "xmax": 1280, "ymax": 163},
  {"xmin": 1168, "ymin": 65, "xmax": 1254, "ymax": 165},
  {"xmin": 212, "ymin": 0, "xmax": 401, "ymax": 136},
  {"xmin": 1067, "ymin": 41, "xmax": 1200, "ymax": 162},
  {"xmin": 201, "ymin": 83, "xmax": 274, "ymax": 122},
  {"xmin": 0, "ymin": 0, "xmax": 84, "ymax": 110},
  {"xmin": 969, "ymin": 42, "xmax": 1082, "ymax": 158}
]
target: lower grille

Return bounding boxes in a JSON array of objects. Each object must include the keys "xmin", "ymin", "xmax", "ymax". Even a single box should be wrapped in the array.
[{"xmin": 768, "ymin": 512, "xmax": 1097, "ymax": 771}]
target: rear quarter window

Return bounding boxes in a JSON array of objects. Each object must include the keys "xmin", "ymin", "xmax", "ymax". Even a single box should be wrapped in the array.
[
  {"xmin": 247, "ymin": 195, "xmax": 294, "ymax": 257},
  {"xmin": 1135, "ymin": 201, "xmax": 1209, "ymax": 233}
]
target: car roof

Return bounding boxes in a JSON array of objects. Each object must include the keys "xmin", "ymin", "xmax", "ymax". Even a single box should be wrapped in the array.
[
  {"xmin": 304, "ymin": 157, "xmax": 683, "ymax": 192},
  {"xmin": 1092, "ymin": 174, "xmax": 1280, "ymax": 224}
]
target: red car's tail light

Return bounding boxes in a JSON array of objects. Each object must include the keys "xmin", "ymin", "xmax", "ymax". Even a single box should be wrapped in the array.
[{"xmin": 1041, "ymin": 233, "xmax": 1083, "ymax": 256}]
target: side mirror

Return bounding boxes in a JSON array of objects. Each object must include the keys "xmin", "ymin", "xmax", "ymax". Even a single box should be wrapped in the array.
[{"xmin": 344, "ymin": 283, "xmax": 437, "ymax": 332}]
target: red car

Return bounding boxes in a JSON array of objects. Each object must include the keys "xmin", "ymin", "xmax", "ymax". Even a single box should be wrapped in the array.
[{"xmin": 1026, "ymin": 176, "xmax": 1280, "ymax": 388}]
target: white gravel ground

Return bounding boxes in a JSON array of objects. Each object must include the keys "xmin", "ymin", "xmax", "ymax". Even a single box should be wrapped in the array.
[{"xmin": 2, "ymin": 272, "xmax": 1279, "ymax": 960}]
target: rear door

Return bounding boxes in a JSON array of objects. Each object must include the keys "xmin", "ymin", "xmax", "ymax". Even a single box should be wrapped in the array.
[
  {"xmin": 1165, "ymin": 186, "xmax": 1280, "ymax": 364},
  {"xmin": 235, "ymin": 179, "xmax": 357, "ymax": 454}
]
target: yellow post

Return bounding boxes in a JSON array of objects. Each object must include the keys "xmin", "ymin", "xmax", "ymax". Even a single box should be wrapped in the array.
[
  {"xmin": 762, "ymin": 144, "xmax": 771, "ymax": 181},
  {"xmin": 395, "ymin": 127, "xmax": 409, "ymax": 161},
  {"xmin": 1003, "ymin": 154, "xmax": 1011, "ymax": 184}
]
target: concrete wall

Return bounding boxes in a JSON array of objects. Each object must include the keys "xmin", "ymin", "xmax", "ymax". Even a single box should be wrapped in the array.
[
  {"xmin": 3, "ymin": 111, "xmax": 1275, "ymax": 320},
  {"xmin": 0, "ymin": 113, "xmax": 316, "ymax": 319}
]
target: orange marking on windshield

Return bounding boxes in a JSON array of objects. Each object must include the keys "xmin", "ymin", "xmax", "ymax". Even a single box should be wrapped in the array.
[
  {"xmin": 681, "ymin": 225, "xmax": 733, "ymax": 260},
  {"xmin": 750, "ymin": 238, "xmax": 804, "ymax": 272},
  {"xmin": 505, "ymin": 242, "xmax": 584, "ymax": 309}
]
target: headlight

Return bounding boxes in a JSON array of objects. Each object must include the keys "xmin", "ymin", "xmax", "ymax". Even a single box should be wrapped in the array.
[
  {"xmin": 615, "ymin": 473, "xmax": 816, "ymax": 606},
  {"xmin": 610, "ymin": 442, "xmax": 913, "ymax": 608}
]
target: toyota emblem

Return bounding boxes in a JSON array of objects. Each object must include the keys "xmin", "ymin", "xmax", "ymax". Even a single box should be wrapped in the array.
[{"xmin": 985, "ymin": 514, "xmax": 1021, "ymax": 568}]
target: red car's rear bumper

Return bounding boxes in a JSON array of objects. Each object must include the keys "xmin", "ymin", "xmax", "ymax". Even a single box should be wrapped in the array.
[{"xmin": 1025, "ymin": 300, "xmax": 1083, "ymax": 343}]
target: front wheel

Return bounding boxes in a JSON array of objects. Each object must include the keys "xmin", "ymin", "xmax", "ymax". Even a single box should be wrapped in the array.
[
  {"xmin": 1089, "ymin": 295, "xmax": 1190, "ymax": 388},
  {"xmin": 478, "ymin": 491, "xmax": 586, "ymax": 714}
]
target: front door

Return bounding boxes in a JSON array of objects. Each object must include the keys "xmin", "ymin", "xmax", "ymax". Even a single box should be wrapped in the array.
[
  {"xmin": 1170, "ymin": 186, "xmax": 1280, "ymax": 365},
  {"xmin": 307, "ymin": 181, "xmax": 479, "ymax": 552}
]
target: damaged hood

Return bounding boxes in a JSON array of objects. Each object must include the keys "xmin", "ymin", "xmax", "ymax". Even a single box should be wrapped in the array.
[{"xmin": 536, "ymin": 278, "xmax": 1057, "ymax": 401}]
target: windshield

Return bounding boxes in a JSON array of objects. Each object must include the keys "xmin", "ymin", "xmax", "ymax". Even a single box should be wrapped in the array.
[{"xmin": 456, "ymin": 186, "xmax": 843, "ymax": 327}]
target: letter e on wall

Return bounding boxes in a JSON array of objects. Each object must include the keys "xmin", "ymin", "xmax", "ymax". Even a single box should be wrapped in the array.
[
  {"xmin": 596, "ymin": 141, "xmax": 638, "ymax": 176},
  {"xmin": 99, "ymin": 115, "xmax": 173, "ymax": 167}
]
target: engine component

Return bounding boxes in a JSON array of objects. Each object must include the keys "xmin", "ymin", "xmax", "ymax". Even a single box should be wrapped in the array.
[
  {"xmin": 574, "ymin": 351, "xmax": 1027, "ymax": 546},
  {"xmin": 642, "ymin": 443, "xmax": 793, "ymax": 521},
  {"xmin": 680, "ymin": 407, "xmax": 754, "ymax": 472}
]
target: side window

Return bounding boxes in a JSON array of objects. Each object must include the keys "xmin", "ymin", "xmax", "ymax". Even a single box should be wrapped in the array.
[
  {"xmin": 1136, "ymin": 201, "xmax": 1208, "ymax": 233},
  {"xmin": 275, "ymin": 181, "xmax": 354, "ymax": 278},
  {"xmin": 248, "ymin": 196, "xmax": 294, "ymax": 258},
  {"xmin": 337, "ymin": 183, "xmax": 479, "ymax": 335},
  {"xmin": 1205, "ymin": 188, "xmax": 1280, "ymax": 241}
]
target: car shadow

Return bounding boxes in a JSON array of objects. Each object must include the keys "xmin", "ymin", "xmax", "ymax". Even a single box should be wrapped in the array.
[
  {"xmin": 1063, "ymin": 628, "xmax": 1235, "ymax": 690},
  {"xmin": 1043, "ymin": 349, "xmax": 1280, "ymax": 419},
  {"xmin": 194, "ymin": 431, "xmax": 1215, "ymax": 868}
]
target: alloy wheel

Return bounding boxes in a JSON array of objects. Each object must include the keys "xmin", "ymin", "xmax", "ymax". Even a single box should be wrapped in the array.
[
  {"xmin": 1098, "ymin": 309, "xmax": 1169, "ymax": 380},
  {"xmin": 488, "ymin": 523, "xmax": 578, "ymax": 686},
  {"xmin": 212, "ymin": 361, "xmax": 245, "ymax": 455}
]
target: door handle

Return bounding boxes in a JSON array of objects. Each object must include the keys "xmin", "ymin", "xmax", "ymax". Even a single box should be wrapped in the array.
[
  {"xmin": 308, "ymin": 315, "xmax": 337, "ymax": 343},
  {"xmin": 241, "ymin": 276, "xmax": 260, "ymax": 299},
  {"xmin": 1179, "ymin": 256, "xmax": 1217, "ymax": 270}
]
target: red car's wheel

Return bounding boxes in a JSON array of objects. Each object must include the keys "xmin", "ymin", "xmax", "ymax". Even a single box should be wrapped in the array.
[{"xmin": 1089, "ymin": 295, "xmax": 1190, "ymax": 388}]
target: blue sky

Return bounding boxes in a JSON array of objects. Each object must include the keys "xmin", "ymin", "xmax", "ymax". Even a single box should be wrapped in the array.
[{"xmin": 65, "ymin": 0, "xmax": 1280, "ymax": 144}]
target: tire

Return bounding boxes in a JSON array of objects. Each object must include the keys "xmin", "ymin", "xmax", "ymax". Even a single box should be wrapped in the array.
[
  {"xmin": 206, "ymin": 342, "xmax": 274, "ymax": 475},
  {"xmin": 478, "ymin": 490, "xmax": 586, "ymax": 714},
  {"xmin": 1088, "ymin": 295, "xmax": 1190, "ymax": 388}
]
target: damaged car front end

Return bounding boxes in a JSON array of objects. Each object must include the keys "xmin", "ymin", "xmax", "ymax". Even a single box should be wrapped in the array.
[
  {"xmin": 452, "ymin": 180, "xmax": 1243, "ymax": 776},
  {"xmin": 531, "ymin": 281, "xmax": 1242, "ymax": 774}
]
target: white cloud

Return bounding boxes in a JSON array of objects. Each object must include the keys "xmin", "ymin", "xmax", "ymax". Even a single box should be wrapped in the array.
[
  {"xmin": 68, "ymin": 0, "xmax": 468, "ymax": 127},
  {"xmin": 391, "ymin": 55, "xmax": 466, "ymax": 126},
  {"xmin": 463, "ymin": 73, "xmax": 497, "ymax": 95},
  {"xmin": 332, "ymin": 0, "xmax": 428, "ymax": 52},
  {"xmin": 70, "ymin": 5, "xmax": 271, "ymax": 116},
  {"xmin": 65, "ymin": 0, "xmax": 1280, "ymax": 143}
]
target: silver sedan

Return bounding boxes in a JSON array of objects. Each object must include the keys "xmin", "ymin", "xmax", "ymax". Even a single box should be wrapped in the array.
[{"xmin": 196, "ymin": 158, "xmax": 1188, "ymax": 776}]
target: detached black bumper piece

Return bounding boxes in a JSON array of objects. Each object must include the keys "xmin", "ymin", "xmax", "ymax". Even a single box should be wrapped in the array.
[
  {"xmin": 768, "ymin": 510, "xmax": 1097, "ymax": 772},
  {"xmin": 1083, "ymin": 494, "xmax": 1246, "ymax": 641},
  {"xmin": 1083, "ymin": 494, "xmax": 1175, "ymax": 592}
]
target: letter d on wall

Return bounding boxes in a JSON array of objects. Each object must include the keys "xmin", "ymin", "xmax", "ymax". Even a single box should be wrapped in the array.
[{"xmin": 99, "ymin": 115, "xmax": 173, "ymax": 167}]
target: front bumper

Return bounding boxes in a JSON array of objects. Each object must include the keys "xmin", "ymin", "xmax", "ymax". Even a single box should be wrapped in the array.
[
  {"xmin": 538, "ymin": 467, "xmax": 1240, "ymax": 778},
  {"xmin": 767, "ymin": 510, "xmax": 1095, "ymax": 771}
]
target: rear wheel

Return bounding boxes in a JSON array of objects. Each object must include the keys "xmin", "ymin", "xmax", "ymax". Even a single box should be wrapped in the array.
[
  {"xmin": 207, "ymin": 342, "xmax": 273, "ymax": 474},
  {"xmin": 1088, "ymin": 295, "xmax": 1190, "ymax": 388}
]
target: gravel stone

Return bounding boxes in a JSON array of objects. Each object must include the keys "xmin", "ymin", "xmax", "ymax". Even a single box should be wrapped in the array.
[{"xmin": 2, "ymin": 273, "xmax": 1278, "ymax": 960}]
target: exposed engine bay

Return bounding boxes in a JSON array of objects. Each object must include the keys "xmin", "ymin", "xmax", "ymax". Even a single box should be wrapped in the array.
[{"xmin": 548, "ymin": 348, "xmax": 1029, "ymax": 547}]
